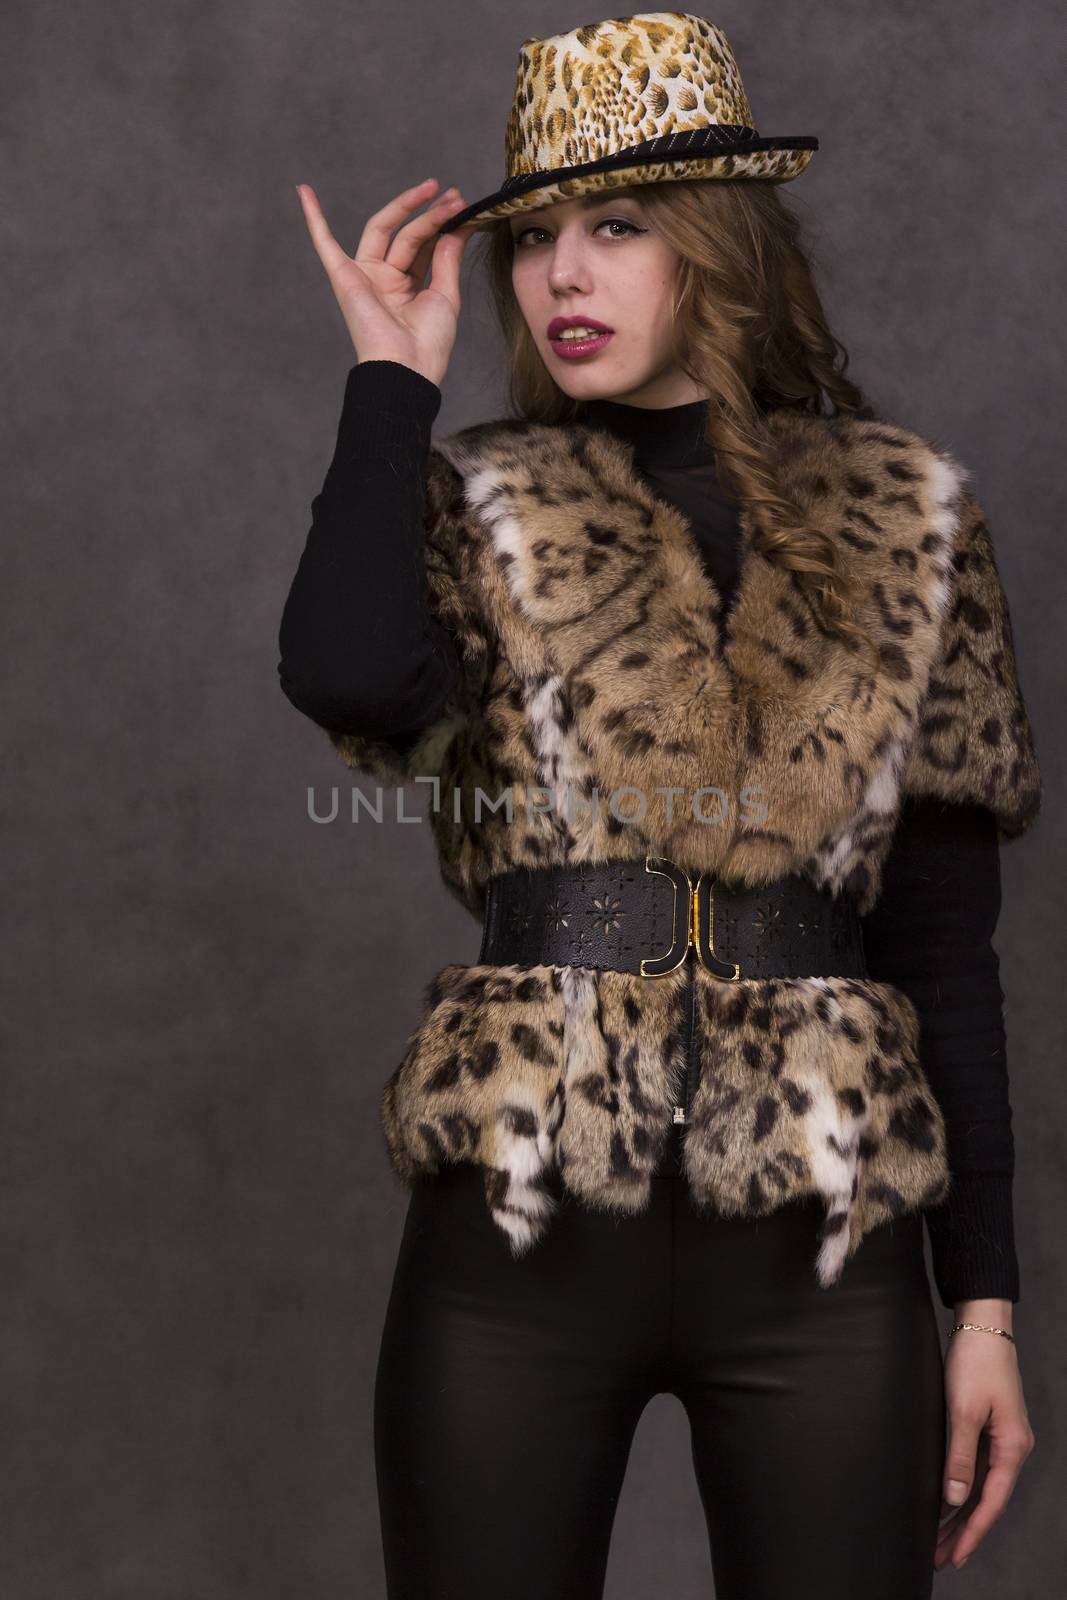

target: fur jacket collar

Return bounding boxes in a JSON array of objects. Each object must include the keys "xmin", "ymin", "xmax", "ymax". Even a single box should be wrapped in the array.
[{"xmin": 330, "ymin": 405, "xmax": 1042, "ymax": 1286}]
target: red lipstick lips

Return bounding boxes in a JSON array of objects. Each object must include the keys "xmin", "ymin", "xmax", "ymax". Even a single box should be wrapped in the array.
[{"xmin": 547, "ymin": 315, "xmax": 615, "ymax": 360}]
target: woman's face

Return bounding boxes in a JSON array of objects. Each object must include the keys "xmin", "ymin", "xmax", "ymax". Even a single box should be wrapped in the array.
[{"xmin": 508, "ymin": 185, "xmax": 705, "ymax": 408}]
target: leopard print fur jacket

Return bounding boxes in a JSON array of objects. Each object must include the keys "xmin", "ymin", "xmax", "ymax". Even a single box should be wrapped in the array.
[{"xmin": 328, "ymin": 405, "xmax": 1042, "ymax": 1287}]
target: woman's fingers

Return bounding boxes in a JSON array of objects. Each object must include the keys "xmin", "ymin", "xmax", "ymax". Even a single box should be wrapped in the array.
[
  {"xmin": 941, "ymin": 1406, "xmax": 983, "ymax": 1513},
  {"xmin": 935, "ymin": 1455, "xmax": 1023, "ymax": 1568},
  {"xmin": 954, "ymin": 1457, "xmax": 1023, "ymax": 1564},
  {"xmin": 405, "ymin": 200, "xmax": 473, "ymax": 286},
  {"xmin": 400, "ymin": 191, "xmax": 467, "ymax": 259},
  {"xmin": 934, "ymin": 1411, "xmax": 1034, "ymax": 1570},
  {"xmin": 295, "ymin": 184, "xmax": 349, "ymax": 278},
  {"xmin": 297, "ymin": 177, "xmax": 470, "ymax": 295},
  {"xmin": 295, "ymin": 177, "xmax": 475, "ymax": 376},
  {"xmin": 423, "ymin": 224, "xmax": 471, "ymax": 316},
  {"xmin": 354, "ymin": 177, "xmax": 451, "ymax": 267},
  {"xmin": 380, "ymin": 190, "xmax": 469, "ymax": 285}
]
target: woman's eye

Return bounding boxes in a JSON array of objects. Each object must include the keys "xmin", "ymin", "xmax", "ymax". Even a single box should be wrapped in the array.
[
  {"xmin": 513, "ymin": 217, "xmax": 642, "ymax": 247},
  {"xmin": 596, "ymin": 218, "xmax": 640, "ymax": 239}
]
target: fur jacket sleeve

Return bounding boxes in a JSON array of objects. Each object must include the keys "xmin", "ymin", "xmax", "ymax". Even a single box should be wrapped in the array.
[{"xmin": 897, "ymin": 483, "xmax": 1041, "ymax": 836}]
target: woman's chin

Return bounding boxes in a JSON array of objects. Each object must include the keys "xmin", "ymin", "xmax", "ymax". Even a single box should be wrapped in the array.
[{"xmin": 549, "ymin": 357, "xmax": 646, "ymax": 401}]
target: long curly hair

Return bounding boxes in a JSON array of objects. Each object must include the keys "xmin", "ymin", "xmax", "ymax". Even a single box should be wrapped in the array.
[{"xmin": 473, "ymin": 177, "xmax": 879, "ymax": 663}]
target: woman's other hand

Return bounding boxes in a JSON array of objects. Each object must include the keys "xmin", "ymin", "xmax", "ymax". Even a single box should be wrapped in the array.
[
  {"xmin": 296, "ymin": 178, "xmax": 475, "ymax": 387},
  {"xmin": 935, "ymin": 1307, "xmax": 1035, "ymax": 1571}
]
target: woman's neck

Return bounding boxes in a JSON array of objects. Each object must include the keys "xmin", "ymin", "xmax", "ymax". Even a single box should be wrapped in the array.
[{"xmin": 581, "ymin": 394, "xmax": 716, "ymax": 470}]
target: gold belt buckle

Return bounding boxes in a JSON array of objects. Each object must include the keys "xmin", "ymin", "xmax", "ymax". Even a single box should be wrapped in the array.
[{"xmin": 640, "ymin": 855, "xmax": 741, "ymax": 981}]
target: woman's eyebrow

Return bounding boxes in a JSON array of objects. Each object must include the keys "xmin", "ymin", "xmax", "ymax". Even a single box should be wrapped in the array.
[
  {"xmin": 511, "ymin": 191, "xmax": 644, "ymax": 228},
  {"xmin": 576, "ymin": 190, "xmax": 641, "ymax": 209}
]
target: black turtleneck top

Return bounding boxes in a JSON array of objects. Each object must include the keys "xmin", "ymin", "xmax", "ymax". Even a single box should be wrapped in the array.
[{"xmin": 278, "ymin": 359, "xmax": 1019, "ymax": 1309}]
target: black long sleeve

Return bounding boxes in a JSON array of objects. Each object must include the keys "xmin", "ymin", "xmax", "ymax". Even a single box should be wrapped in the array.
[
  {"xmin": 278, "ymin": 360, "xmax": 461, "ymax": 739},
  {"xmin": 279, "ymin": 360, "xmax": 1020, "ymax": 1307},
  {"xmin": 860, "ymin": 797, "xmax": 1018, "ymax": 1306}
]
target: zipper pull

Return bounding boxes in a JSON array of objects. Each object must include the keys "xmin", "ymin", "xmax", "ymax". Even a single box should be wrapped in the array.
[{"xmin": 672, "ymin": 1105, "xmax": 687, "ymax": 1124}]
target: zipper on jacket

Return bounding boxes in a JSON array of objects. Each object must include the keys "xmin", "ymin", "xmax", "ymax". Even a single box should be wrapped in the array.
[{"xmin": 673, "ymin": 951, "xmax": 698, "ymax": 1125}]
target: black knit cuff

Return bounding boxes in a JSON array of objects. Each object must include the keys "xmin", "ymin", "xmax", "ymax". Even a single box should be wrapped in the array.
[
  {"xmin": 336, "ymin": 360, "xmax": 442, "ymax": 458},
  {"xmin": 924, "ymin": 1170, "xmax": 1019, "ymax": 1309}
]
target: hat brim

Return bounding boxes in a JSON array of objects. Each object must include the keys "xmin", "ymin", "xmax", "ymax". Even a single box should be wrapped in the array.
[{"xmin": 438, "ymin": 136, "xmax": 817, "ymax": 235}]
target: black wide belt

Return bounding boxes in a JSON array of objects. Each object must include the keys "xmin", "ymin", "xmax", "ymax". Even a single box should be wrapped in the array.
[{"xmin": 478, "ymin": 856, "xmax": 867, "ymax": 980}]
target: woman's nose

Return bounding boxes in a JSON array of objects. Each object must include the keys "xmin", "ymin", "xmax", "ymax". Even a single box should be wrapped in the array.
[{"xmin": 547, "ymin": 253, "xmax": 592, "ymax": 293}]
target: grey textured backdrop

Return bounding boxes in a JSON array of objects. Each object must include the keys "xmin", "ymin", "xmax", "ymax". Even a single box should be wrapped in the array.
[{"xmin": 7, "ymin": 2, "xmax": 1065, "ymax": 1596}]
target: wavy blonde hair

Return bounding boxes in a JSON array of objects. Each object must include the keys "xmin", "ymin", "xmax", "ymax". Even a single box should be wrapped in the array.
[{"xmin": 474, "ymin": 177, "xmax": 878, "ymax": 663}]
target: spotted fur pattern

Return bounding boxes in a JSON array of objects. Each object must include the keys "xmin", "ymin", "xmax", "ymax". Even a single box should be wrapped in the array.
[
  {"xmin": 332, "ymin": 405, "xmax": 1041, "ymax": 1284},
  {"xmin": 685, "ymin": 969, "xmax": 950, "ymax": 1287}
]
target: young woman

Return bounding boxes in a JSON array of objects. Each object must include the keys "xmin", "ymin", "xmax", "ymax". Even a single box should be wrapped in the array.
[{"xmin": 280, "ymin": 16, "xmax": 1040, "ymax": 1598}]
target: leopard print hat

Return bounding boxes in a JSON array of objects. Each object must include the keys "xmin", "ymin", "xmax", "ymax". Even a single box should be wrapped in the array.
[{"xmin": 438, "ymin": 11, "xmax": 818, "ymax": 236}]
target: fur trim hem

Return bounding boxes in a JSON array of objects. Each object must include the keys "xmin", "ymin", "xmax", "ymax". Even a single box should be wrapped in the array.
[{"xmin": 379, "ymin": 959, "xmax": 949, "ymax": 1288}]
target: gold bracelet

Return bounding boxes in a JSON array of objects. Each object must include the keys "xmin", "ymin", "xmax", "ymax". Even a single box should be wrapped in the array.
[{"xmin": 949, "ymin": 1321, "xmax": 1015, "ymax": 1343}]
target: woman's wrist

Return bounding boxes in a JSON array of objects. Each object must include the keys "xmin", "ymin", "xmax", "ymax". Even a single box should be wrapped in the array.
[{"xmin": 953, "ymin": 1297, "xmax": 1014, "ymax": 1332}]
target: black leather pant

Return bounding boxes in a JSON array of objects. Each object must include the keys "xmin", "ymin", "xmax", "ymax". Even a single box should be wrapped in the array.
[{"xmin": 374, "ymin": 1140, "xmax": 946, "ymax": 1600}]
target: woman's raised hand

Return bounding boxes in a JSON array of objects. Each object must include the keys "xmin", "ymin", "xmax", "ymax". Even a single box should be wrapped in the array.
[{"xmin": 296, "ymin": 178, "xmax": 475, "ymax": 388}]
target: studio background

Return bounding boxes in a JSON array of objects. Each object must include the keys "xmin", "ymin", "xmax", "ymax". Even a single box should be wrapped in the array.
[{"xmin": 6, "ymin": 2, "xmax": 1065, "ymax": 1596}]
